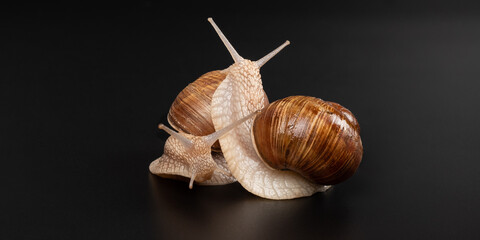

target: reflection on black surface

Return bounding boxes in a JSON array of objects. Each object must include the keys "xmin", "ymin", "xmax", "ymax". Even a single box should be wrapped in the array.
[{"xmin": 148, "ymin": 174, "xmax": 353, "ymax": 240}]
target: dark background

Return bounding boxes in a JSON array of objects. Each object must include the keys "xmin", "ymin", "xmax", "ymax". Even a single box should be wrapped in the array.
[{"xmin": 2, "ymin": 1, "xmax": 480, "ymax": 239}]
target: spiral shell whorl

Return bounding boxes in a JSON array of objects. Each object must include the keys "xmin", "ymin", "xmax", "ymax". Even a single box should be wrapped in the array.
[
  {"xmin": 252, "ymin": 96, "xmax": 363, "ymax": 185},
  {"xmin": 168, "ymin": 70, "xmax": 227, "ymax": 151}
]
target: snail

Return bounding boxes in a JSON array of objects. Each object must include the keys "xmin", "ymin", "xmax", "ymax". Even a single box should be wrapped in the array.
[
  {"xmin": 150, "ymin": 110, "xmax": 260, "ymax": 189},
  {"xmin": 150, "ymin": 18, "xmax": 363, "ymax": 199}
]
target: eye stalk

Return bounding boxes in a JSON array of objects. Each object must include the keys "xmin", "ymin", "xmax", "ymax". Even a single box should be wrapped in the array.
[
  {"xmin": 208, "ymin": 17, "xmax": 244, "ymax": 63},
  {"xmin": 208, "ymin": 17, "xmax": 289, "ymax": 68},
  {"xmin": 255, "ymin": 40, "xmax": 290, "ymax": 68}
]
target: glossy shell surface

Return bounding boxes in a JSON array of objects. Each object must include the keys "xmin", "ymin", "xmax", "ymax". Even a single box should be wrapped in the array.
[
  {"xmin": 168, "ymin": 70, "xmax": 227, "ymax": 151},
  {"xmin": 252, "ymin": 96, "xmax": 363, "ymax": 185}
]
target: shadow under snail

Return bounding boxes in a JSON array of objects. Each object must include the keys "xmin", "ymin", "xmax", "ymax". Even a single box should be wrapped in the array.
[{"xmin": 149, "ymin": 18, "xmax": 363, "ymax": 200}]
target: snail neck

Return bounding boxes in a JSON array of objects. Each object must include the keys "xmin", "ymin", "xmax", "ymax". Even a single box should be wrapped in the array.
[{"xmin": 227, "ymin": 59, "xmax": 262, "ymax": 89}]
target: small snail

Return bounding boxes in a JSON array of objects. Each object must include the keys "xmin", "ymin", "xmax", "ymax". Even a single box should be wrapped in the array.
[
  {"xmin": 150, "ymin": 110, "xmax": 260, "ymax": 189},
  {"xmin": 150, "ymin": 18, "xmax": 363, "ymax": 199}
]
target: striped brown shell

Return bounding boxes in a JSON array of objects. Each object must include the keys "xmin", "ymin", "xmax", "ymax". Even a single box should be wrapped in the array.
[
  {"xmin": 251, "ymin": 95, "xmax": 363, "ymax": 185},
  {"xmin": 168, "ymin": 70, "xmax": 227, "ymax": 151}
]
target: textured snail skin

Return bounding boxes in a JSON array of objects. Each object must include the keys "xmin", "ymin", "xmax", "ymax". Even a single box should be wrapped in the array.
[
  {"xmin": 150, "ymin": 151, "xmax": 236, "ymax": 186},
  {"xmin": 252, "ymin": 96, "xmax": 363, "ymax": 185},
  {"xmin": 211, "ymin": 61, "xmax": 330, "ymax": 200},
  {"xmin": 168, "ymin": 70, "xmax": 227, "ymax": 151},
  {"xmin": 151, "ymin": 102, "xmax": 261, "ymax": 188},
  {"xmin": 149, "ymin": 132, "xmax": 236, "ymax": 187}
]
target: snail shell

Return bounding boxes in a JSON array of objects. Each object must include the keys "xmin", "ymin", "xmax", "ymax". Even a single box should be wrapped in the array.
[
  {"xmin": 168, "ymin": 70, "xmax": 227, "ymax": 151},
  {"xmin": 252, "ymin": 96, "xmax": 363, "ymax": 185}
]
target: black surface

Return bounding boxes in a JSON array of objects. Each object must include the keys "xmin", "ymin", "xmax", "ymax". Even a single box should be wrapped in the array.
[{"xmin": 2, "ymin": 2, "xmax": 480, "ymax": 239}]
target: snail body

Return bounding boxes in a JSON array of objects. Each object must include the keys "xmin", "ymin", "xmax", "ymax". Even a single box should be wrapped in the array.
[{"xmin": 150, "ymin": 18, "xmax": 363, "ymax": 199}]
